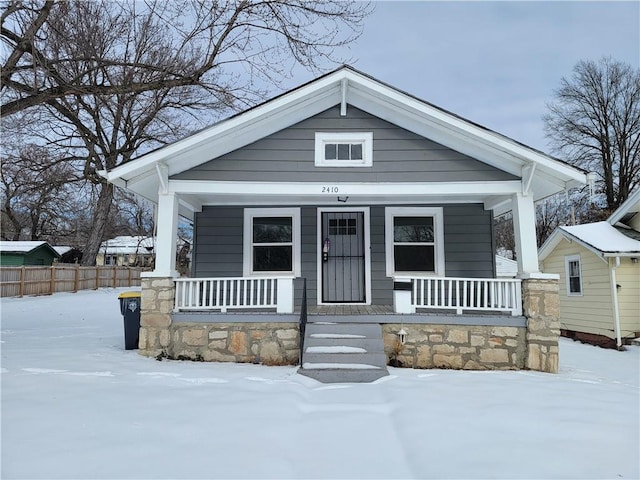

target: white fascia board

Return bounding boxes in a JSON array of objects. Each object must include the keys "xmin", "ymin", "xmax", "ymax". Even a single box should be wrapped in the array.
[
  {"xmin": 345, "ymin": 74, "xmax": 588, "ymax": 187},
  {"xmin": 168, "ymin": 180, "xmax": 523, "ymax": 197},
  {"xmin": 538, "ymin": 229, "xmax": 565, "ymax": 261},
  {"xmin": 608, "ymin": 188, "xmax": 640, "ymax": 225}
]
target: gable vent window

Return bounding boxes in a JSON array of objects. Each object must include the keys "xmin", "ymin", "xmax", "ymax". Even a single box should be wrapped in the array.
[{"xmin": 315, "ymin": 132, "xmax": 373, "ymax": 167}]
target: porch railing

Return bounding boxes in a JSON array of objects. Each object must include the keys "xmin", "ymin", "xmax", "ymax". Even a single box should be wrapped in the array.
[
  {"xmin": 395, "ymin": 276, "xmax": 523, "ymax": 316},
  {"xmin": 174, "ymin": 277, "xmax": 294, "ymax": 313}
]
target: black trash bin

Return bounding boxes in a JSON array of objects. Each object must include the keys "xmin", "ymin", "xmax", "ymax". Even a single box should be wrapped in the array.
[{"xmin": 118, "ymin": 291, "xmax": 141, "ymax": 350}]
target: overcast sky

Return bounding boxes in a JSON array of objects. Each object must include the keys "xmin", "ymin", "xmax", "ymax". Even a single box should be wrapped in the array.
[{"xmin": 287, "ymin": 1, "xmax": 639, "ymax": 154}]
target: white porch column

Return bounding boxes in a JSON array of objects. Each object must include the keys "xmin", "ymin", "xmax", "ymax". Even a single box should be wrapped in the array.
[
  {"xmin": 512, "ymin": 192, "xmax": 540, "ymax": 274},
  {"xmin": 152, "ymin": 192, "xmax": 179, "ymax": 278}
]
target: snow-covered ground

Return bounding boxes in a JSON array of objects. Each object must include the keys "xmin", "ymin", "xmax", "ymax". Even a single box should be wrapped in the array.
[{"xmin": 1, "ymin": 288, "xmax": 638, "ymax": 479}]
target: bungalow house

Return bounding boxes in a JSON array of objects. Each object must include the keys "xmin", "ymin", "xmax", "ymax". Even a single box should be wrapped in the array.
[
  {"xmin": 103, "ymin": 66, "xmax": 589, "ymax": 381},
  {"xmin": 539, "ymin": 189, "xmax": 640, "ymax": 348},
  {"xmin": 0, "ymin": 241, "xmax": 60, "ymax": 266}
]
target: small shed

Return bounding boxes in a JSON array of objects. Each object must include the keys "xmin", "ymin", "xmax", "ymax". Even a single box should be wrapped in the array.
[{"xmin": 0, "ymin": 241, "xmax": 61, "ymax": 266}]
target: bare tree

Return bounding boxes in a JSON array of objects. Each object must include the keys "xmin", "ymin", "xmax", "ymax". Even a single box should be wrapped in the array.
[
  {"xmin": 0, "ymin": 142, "xmax": 81, "ymax": 242},
  {"xmin": 1, "ymin": 0, "xmax": 372, "ymax": 264},
  {"xmin": 544, "ymin": 57, "xmax": 640, "ymax": 210}
]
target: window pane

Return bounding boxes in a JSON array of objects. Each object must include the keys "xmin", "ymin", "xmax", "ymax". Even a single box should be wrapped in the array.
[
  {"xmin": 253, "ymin": 246, "xmax": 292, "ymax": 272},
  {"xmin": 569, "ymin": 260, "xmax": 579, "ymax": 277},
  {"xmin": 350, "ymin": 143, "xmax": 363, "ymax": 160},
  {"xmin": 325, "ymin": 144, "xmax": 337, "ymax": 160},
  {"xmin": 394, "ymin": 217, "xmax": 434, "ymax": 242},
  {"xmin": 394, "ymin": 245, "xmax": 435, "ymax": 272},
  {"xmin": 337, "ymin": 143, "xmax": 350, "ymax": 160},
  {"xmin": 569, "ymin": 276, "xmax": 581, "ymax": 294},
  {"xmin": 253, "ymin": 217, "xmax": 292, "ymax": 243}
]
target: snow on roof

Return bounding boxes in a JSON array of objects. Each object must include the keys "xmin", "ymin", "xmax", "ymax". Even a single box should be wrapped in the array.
[
  {"xmin": 559, "ymin": 222, "xmax": 640, "ymax": 255},
  {"xmin": 100, "ymin": 236, "xmax": 154, "ymax": 254},
  {"xmin": 53, "ymin": 246, "xmax": 73, "ymax": 255},
  {"xmin": 0, "ymin": 241, "xmax": 50, "ymax": 254}
]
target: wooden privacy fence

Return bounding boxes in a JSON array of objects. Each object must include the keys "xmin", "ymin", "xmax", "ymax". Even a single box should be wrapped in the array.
[{"xmin": 0, "ymin": 265, "xmax": 142, "ymax": 298}]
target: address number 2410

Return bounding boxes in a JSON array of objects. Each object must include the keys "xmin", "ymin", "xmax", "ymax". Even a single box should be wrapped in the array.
[{"xmin": 322, "ymin": 186, "xmax": 339, "ymax": 193}]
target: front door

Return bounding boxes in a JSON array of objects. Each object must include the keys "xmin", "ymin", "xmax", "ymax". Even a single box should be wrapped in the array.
[{"xmin": 321, "ymin": 211, "xmax": 366, "ymax": 303}]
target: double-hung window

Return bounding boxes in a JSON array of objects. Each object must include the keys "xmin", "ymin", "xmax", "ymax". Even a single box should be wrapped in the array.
[
  {"xmin": 243, "ymin": 208, "xmax": 300, "ymax": 276},
  {"xmin": 315, "ymin": 132, "xmax": 373, "ymax": 167},
  {"xmin": 565, "ymin": 255, "xmax": 583, "ymax": 296},
  {"xmin": 385, "ymin": 207, "xmax": 445, "ymax": 276}
]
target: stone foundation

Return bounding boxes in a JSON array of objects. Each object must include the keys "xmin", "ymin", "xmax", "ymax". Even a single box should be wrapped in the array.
[
  {"xmin": 139, "ymin": 276, "xmax": 175, "ymax": 357},
  {"xmin": 167, "ymin": 323, "xmax": 300, "ymax": 365},
  {"xmin": 523, "ymin": 276, "xmax": 560, "ymax": 373},
  {"xmin": 383, "ymin": 324, "xmax": 526, "ymax": 370},
  {"xmin": 138, "ymin": 276, "xmax": 560, "ymax": 373}
]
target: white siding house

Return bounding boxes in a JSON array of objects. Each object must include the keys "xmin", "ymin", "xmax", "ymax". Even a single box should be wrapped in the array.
[{"xmin": 539, "ymin": 189, "xmax": 640, "ymax": 348}]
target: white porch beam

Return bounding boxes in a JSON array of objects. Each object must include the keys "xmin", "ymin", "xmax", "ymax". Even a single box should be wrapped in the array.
[
  {"xmin": 151, "ymin": 192, "xmax": 179, "ymax": 278},
  {"xmin": 168, "ymin": 179, "xmax": 523, "ymax": 197},
  {"xmin": 512, "ymin": 192, "xmax": 540, "ymax": 274}
]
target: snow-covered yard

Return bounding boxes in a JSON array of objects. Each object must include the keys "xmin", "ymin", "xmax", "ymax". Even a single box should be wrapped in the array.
[{"xmin": 1, "ymin": 288, "xmax": 638, "ymax": 479}]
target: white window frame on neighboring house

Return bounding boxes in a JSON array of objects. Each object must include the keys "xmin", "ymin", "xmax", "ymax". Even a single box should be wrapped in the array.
[
  {"xmin": 243, "ymin": 207, "xmax": 301, "ymax": 277},
  {"xmin": 565, "ymin": 254, "xmax": 583, "ymax": 296},
  {"xmin": 314, "ymin": 132, "xmax": 373, "ymax": 167},
  {"xmin": 385, "ymin": 207, "xmax": 445, "ymax": 277}
]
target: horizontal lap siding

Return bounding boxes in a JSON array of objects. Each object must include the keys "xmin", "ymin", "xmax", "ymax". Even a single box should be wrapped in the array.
[
  {"xmin": 443, "ymin": 205, "xmax": 494, "ymax": 278},
  {"xmin": 193, "ymin": 207, "xmax": 244, "ymax": 278},
  {"xmin": 616, "ymin": 260, "xmax": 640, "ymax": 336},
  {"xmin": 172, "ymin": 106, "xmax": 517, "ymax": 183},
  {"xmin": 193, "ymin": 204, "xmax": 494, "ymax": 306},
  {"xmin": 541, "ymin": 241, "xmax": 615, "ymax": 338}
]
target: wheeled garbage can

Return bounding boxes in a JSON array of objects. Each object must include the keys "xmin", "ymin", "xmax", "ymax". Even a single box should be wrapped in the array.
[{"xmin": 118, "ymin": 291, "xmax": 141, "ymax": 350}]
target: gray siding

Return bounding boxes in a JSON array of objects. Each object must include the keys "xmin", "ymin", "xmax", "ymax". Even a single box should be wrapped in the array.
[
  {"xmin": 193, "ymin": 204, "xmax": 494, "ymax": 306},
  {"xmin": 173, "ymin": 106, "xmax": 517, "ymax": 183}
]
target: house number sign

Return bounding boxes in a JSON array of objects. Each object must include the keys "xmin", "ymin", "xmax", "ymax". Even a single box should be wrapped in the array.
[{"xmin": 321, "ymin": 186, "xmax": 340, "ymax": 193}]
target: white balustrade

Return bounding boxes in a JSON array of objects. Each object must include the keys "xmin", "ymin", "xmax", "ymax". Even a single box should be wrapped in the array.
[
  {"xmin": 402, "ymin": 277, "xmax": 523, "ymax": 316},
  {"xmin": 174, "ymin": 277, "xmax": 294, "ymax": 313}
]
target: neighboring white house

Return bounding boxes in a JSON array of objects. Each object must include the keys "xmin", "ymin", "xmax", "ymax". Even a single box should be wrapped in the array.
[
  {"xmin": 539, "ymin": 188, "xmax": 640, "ymax": 348},
  {"xmin": 496, "ymin": 255, "xmax": 518, "ymax": 278},
  {"xmin": 97, "ymin": 236, "xmax": 155, "ymax": 268}
]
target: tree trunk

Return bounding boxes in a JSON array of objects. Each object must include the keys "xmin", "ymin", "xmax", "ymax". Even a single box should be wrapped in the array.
[{"xmin": 81, "ymin": 183, "xmax": 114, "ymax": 266}]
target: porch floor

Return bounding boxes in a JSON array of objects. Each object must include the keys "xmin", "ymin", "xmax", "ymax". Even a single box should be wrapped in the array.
[{"xmin": 172, "ymin": 305, "xmax": 526, "ymax": 327}]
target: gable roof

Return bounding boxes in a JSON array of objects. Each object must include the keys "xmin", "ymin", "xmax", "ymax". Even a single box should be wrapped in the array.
[
  {"xmin": 100, "ymin": 236, "xmax": 155, "ymax": 254},
  {"xmin": 540, "ymin": 188, "xmax": 640, "ymax": 262},
  {"xmin": 0, "ymin": 241, "xmax": 61, "ymax": 257},
  {"xmin": 539, "ymin": 221, "xmax": 640, "ymax": 261},
  {"xmin": 103, "ymin": 65, "xmax": 589, "ymax": 213}
]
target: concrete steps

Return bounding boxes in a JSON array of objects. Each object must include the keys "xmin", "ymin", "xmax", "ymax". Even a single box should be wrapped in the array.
[{"xmin": 298, "ymin": 321, "xmax": 389, "ymax": 383}]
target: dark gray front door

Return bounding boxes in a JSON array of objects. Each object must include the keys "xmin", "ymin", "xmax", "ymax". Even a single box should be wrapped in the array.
[{"xmin": 321, "ymin": 211, "xmax": 366, "ymax": 303}]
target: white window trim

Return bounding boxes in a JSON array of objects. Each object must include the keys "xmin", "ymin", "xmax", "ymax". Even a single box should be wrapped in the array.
[
  {"xmin": 385, "ymin": 207, "xmax": 445, "ymax": 277},
  {"xmin": 316, "ymin": 207, "xmax": 372, "ymax": 306},
  {"xmin": 314, "ymin": 132, "xmax": 373, "ymax": 167},
  {"xmin": 565, "ymin": 254, "xmax": 583, "ymax": 296},
  {"xmin": 243, "ymin": 207, "xmax": 301, "ymax": 277}
]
